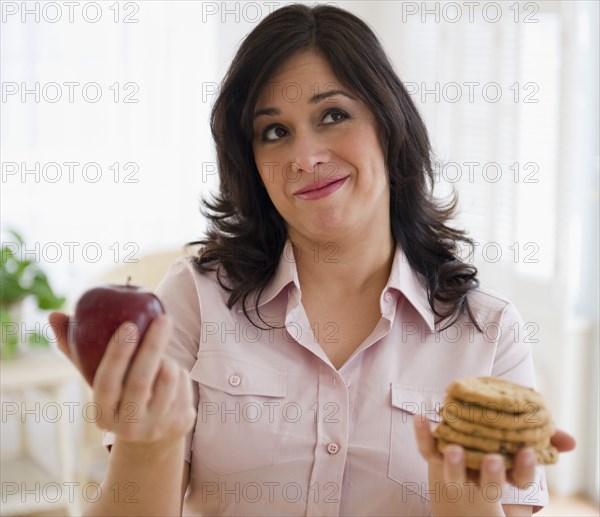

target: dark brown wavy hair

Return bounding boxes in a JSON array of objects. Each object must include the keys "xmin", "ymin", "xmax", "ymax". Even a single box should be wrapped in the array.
[{"xmin": 190, "ymin": 3, "xmax": 481, "ymax": 331}]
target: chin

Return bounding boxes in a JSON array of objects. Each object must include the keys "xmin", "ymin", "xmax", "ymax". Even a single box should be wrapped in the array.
[{"xmin": 304, "ymin": 211, "xmax": 353, "ymax": 240}]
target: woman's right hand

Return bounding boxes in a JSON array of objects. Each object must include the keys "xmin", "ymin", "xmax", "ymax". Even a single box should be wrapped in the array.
[{"xmin": 49, "ymin": 312, "xmax": 196, "ymax": 446}]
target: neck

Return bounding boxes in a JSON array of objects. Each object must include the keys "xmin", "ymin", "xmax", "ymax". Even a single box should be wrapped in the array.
[{"xmin": 290, "ymin": 230, "xmax": 395, "ymax": 297}]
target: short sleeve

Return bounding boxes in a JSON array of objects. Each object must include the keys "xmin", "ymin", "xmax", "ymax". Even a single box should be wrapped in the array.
[
  {"xmin": 492, "ymin": 301, "xmax": 549, "ymax": 512},
  {"xmin": 491, "ymin": 302, "xmax": 536, "ymax": 386},
  {"xmin": 155, "ymin": 257, "xmax": 202, "ymax": 374},
  {"xmin": 103, "ymin": 257, "xmax": 202, "ymax": 463}
]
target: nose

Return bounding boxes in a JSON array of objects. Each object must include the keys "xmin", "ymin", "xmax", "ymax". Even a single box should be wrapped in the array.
[{"xmin": 290, "ymin": 129, "xmax": 330, "ymax": 174}]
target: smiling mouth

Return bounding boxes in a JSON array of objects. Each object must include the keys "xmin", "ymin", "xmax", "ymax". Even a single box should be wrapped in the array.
[{"xmin": 293, "ymin": 176, "xmax": 349, "ymax": 200}]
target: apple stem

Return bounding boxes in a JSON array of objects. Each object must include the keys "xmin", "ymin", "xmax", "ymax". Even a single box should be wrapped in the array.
[{"xmin": 126, "ymin": 275, "xmax": 131, "ymax": 286}]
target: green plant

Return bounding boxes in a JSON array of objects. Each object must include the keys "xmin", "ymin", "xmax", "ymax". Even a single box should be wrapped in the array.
[{"xmin": 1, "ymin": 229, "xmax": 65, "ymax": 358}]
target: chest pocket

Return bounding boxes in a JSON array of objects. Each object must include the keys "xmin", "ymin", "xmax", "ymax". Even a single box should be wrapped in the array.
[
  {"xmin": 190, "ymin": 350, "xmax": 288, "ymax": 475},
  {"xmin": 388, "ymin": 385, "xmax": 444, "ymax": 494}
]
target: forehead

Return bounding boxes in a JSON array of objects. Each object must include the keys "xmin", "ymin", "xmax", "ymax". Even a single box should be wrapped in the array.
[{"xmin": 255, "ymin": 51, "xmax": 343, "ymax": 108}]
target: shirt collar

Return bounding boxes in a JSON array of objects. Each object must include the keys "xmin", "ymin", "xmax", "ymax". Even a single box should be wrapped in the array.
[
  {"xmin": 235, "ymin": 240, "xmax": 298, "ymax": 313},
  {"xmin": 237, "ymin": 240, "xmax": 436, "ymax": 332},
  {"xmin": 386, "ymin": 247, "xmax": 436, "ymax": 331}
]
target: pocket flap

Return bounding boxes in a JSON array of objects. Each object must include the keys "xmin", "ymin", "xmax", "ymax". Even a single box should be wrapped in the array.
[
  {"xmin": 190, "ymin": 350, "xmax": 287, "ymax": 397},
  {"xmin": 391, "ymin": 384, "xmax": 443, "ymax": 422}
]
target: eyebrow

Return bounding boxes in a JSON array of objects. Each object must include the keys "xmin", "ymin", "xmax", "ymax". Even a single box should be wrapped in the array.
[{"xmin": 253, "ymin": 89, "xmax": 354, "ymax": 119}]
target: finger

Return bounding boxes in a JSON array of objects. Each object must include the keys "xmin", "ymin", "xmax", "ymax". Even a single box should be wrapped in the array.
[
  {"xmin": 509, "ymin": 447, "xmax": 537, "ymax": 488},
  {"xmin": 443, "ymin": 444, "xmax": 467, "ymax": 484},
  {"xmin": 93, "ymin": 321, "xmax": 139, "ymax": 420},
  {"xmin": 479, "ymin": 454, "xmax": 507, "ymax": 501},
  {"xmin": 551, "ymin": 430, "xmax": 576, "ymax": 452},
  {"xmin": 48, "ymin": 312, "xmax": 71, "ymax": 358},
  {"xmin": 169, "ymin": 368, "xmax": 197, "ymax": 436},
  {"xmin": 146, "ymin": 359, "xmax": 179, "ymax": 420},
  {"xmin": 414, "ymin": 416, "xmax": 441, "ymax": 462},
  {"xmin": 161, "ymin": 368, "xmax": 196, "ymax": 435},
  {"xmin": 121, "ymin": 315, "xmax": 171, "ymax": 408}
]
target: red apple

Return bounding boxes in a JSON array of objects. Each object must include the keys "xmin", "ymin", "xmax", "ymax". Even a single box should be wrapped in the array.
[{"xmin": 68, "ymin": 280, "xmax": 165, "ymax": 386}]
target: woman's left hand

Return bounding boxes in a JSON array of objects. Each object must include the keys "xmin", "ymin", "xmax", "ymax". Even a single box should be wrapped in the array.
[{"xmin": 413, "ymin": 416, "xmax": 539, "ymax": 517}]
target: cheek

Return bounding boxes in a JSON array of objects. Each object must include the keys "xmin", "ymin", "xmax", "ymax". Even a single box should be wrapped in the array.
[
  {"xmin": 254, "ymin": 152, "xmax": 273, "ymax": 186},
  {"xmin": 255, "ymin": 162, "xmax": 289, "ymax": 205},
  {"xmin": 353, "ymin": 137, "xmax": 387, "ymax": 183},
  {"xmin": 256, "ymin": 165, "xmax": 270, "ymax": 186}
]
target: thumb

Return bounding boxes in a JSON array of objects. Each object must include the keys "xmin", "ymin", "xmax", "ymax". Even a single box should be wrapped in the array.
[
  {"xmin": 550, "ymin": 429, "xmax": 576, "ymax": 453},
  {"xmin": 48, "ymin": 311, "xmax": 71, "ymax": 359}
]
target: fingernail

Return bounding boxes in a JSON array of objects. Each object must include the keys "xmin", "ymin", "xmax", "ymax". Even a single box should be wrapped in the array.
[
  {"xmin": 487, "ymin": 456, "xmax": 502, "ymax": 472},
  {"xmin": 522, "ymin": 448, "xmax": 536, "ymax": 467},
  {"xmin": 447, "ymin": 447, "xmax": 463, "ymax": 465},
  {"xmin": 122, "ymin": 322, "xmax": 138, "ymax": 345},
  {"xmin": 151, "ymin": 314, "xmax": 167, "ymax": 329}
]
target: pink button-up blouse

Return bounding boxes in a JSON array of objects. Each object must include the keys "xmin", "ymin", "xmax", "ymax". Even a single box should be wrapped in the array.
[{"xmin": 107, "ymin": 240, "xmax": 549, "ymax": 515}]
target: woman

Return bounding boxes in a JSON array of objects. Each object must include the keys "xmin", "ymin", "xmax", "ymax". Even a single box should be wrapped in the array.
[{"xmin": 50, "ymin": 4, "xmax": 574, "ymax": 516}]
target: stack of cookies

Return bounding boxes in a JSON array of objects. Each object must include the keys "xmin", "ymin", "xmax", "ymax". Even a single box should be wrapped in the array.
[{"xmin": 433, "ymin": 377, "xmax": 558, "ymax": 469}]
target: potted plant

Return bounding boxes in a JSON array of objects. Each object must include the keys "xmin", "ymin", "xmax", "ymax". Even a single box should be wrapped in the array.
[{"xmin": 1, "ymin": 230, "xmax": 65, "ymax": 359}]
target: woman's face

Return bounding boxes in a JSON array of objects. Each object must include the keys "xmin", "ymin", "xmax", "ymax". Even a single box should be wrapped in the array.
[{"xmin": 252, "ymin": 51, "xmax": 390, "ymax": 244}]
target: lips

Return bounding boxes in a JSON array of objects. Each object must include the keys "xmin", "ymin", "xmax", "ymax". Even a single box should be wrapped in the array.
[{"xmin": 293, "ymin": 176, "xmax": 349, "ymax": 200}]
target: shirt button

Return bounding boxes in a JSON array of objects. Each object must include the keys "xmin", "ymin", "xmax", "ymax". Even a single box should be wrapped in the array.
[
  {"xmin": 327, "ymin": 442, "xmax": 340, "ymax": 455},
  {"xmin": 228, "ymin": 375, "xmax": 241, "ymax": 386},
  {"xmin": 344, "ymin": 379, "xmax": 351, "ymax": 387},
  {"xmin": 384, "ymin": 292, "xmax": 393, "ymax": 303}
]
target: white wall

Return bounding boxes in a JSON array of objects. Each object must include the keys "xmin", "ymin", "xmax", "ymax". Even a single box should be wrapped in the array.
[{"xmin": 2, "ymin": 2, "xmax": 219, "ymax": 311}]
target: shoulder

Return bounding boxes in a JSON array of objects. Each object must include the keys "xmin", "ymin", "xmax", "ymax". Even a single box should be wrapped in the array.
[
  {"xmin": 156, "ymin": 254, "xmax": 229, "ymax": 305},
  {"xmin": 468, "ymin": 286, "xmax": 511, "ymax": 311},
  {"xmin": 163, "ymin": 254, "xmax": 195, "ymax": 276},
  {"xmin": 467, "ymin": 287, "xmax": 524, "ymax": 327},
  {"xmin": 156, "ymin": 255, "xmax": 199, "ymax": 292},
  {"xmin": 161, "ymin": 254, "xmax": 221, "ymax": 286}
]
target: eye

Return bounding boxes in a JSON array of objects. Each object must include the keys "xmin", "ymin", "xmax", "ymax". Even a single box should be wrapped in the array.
[
  {"xmin": 262, "ymin": 125, "xmax": 288, "ymax": 142},
  {"xmin": 322, "ymin": 109, "xmax": 349, "ymax": 124}
]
